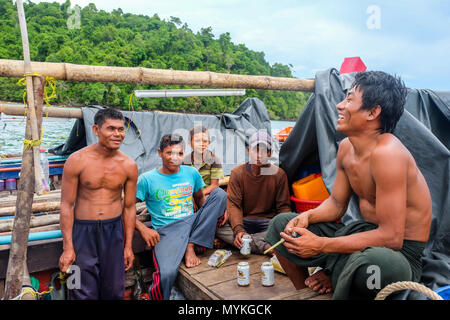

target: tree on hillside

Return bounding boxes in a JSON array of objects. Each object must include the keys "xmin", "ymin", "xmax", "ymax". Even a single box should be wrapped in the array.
[{"xmin": 0, "ymin": 0, "xmax": 310, "ymax": 120}]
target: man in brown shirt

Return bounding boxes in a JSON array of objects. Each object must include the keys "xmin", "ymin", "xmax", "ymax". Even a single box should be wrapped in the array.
[{"xmin": 216, "ymin": 129, "xmax": 291, "ymax": 254}]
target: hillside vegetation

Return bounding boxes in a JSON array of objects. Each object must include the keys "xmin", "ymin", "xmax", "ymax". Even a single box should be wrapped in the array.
[{"xmin": 0, "ymin": 0, "xmax": 310, "ymax": 120}]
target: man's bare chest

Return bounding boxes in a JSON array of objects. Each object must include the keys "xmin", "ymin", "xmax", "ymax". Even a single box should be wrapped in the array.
[
  {"xmin": 79, "ymin": 162, "xmax": 127, "ymax": 190},
  {"xmin": 343, "ymin": 157, "xmax": 376, "ymax": 202}
]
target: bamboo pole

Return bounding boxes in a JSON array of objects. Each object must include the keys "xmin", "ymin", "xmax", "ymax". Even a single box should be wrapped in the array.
[
  {"xmin": 0, "ymin": 59, "xmax": 315, "ymax": 92},
  {"xmin": 0, "ymin": 224, "xmax": 61, "ymax": 237},
  {"xmin": 0, "ymin": 214, "xmax": 61, "ymax": 233},
  {"xmin": 0, "ymin": 201, "xmax": 61, "ymax": 216},
  {"xmin": 3, "ymin": 0, "xmax": 45, "ymax": 300},
  {"xmin": 0, "ymin": 103, "xmax": 83, "ymax": 118}
]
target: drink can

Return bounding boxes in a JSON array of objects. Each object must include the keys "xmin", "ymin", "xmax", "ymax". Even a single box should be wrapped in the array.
[
  {"xmin": 261, "ymin": 262, "xmax": 274, "ymax": 286},
  {"xmin": 240, "ymin": 235, "xmax": 252, "ymax": 255},
  {"xmin": 237, "ymin": 262, "xmax": 250, "ymax": 286}
]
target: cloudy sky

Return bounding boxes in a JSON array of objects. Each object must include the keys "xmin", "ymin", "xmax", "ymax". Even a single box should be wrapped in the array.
[{"xmin": 39, "ymin": 0, "xmax": 449, "ymax": 90}]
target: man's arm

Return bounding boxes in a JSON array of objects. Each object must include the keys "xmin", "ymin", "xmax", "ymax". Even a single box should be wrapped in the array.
[
  {"xmin": 275, "ymin": 169, "xmax": 293, "ymax": 214},
  {"xmin": 285, "ymin": 140, "xmax": 353, "ymax": 233},
  {"xmin": 59, "ymin": 154, "xmax": 80, "ymax": 272},
  {"xmin": 135, "ymin": 194, "xmax": 160, "ymax": 248},
  {"xmin": 226, "ymin": 169, "xmax": 245, "ymax": 235},
  {"xmin": 193, "ymin": 189, "xmax": 206, "ymax": 208},
  {"xmin": 122, "ymin": 161, "xmax": 138, "ymax": 271},
  {"xmin": 283, "ymin": 143, "xmax": 409, "ymax": 257},
  {"xmin": 202, "ymin": 179, "xmax": 219, "ymax": 196},
  {"xmin": 320, "ymin": 145, "xmax": 408, "ymax": 253}
]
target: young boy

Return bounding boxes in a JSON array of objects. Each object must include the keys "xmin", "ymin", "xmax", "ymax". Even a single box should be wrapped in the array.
[
  {"xmin": 183, "ymin": 125, "xmax": 224, "ymax": 197},
  {"xmin": 135, "ymin": 134, "xmax": 227, "ymax": 300}
]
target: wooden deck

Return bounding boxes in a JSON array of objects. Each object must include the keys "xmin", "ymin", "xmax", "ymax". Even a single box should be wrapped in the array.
[{"xmin": 177, "ymin": 248, "xmax": 332, "ymax": 300}]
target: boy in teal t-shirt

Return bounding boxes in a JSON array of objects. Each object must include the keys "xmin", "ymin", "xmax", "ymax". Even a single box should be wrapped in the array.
[
  {"xmin": 135, "ymin": 134, "xmax": 227, "ymax": 300},
  {"xmin": 136, "ymin": 165, "xmax": 205, "ymax": 229}
]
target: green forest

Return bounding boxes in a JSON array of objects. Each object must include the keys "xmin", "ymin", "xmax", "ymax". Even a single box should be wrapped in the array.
[{"xmin": 0, "ymin": 0, "xmax": 311, "ymax": 120}]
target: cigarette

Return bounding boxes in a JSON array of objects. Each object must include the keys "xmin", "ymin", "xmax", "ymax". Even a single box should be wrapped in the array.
[{"xmin": 264, "ymin": 238, "xmax": 285, "ymax": 255}]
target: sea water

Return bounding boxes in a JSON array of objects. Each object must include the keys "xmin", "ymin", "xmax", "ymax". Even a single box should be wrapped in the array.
[{"xmin": 0, "ymin": 114, "xmax": 76, "ymax": 156}]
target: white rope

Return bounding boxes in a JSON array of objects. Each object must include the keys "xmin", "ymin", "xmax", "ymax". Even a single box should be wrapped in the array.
[{"xmin": 375, "ymin": 281, "xmax": 443, "ymax": 300}]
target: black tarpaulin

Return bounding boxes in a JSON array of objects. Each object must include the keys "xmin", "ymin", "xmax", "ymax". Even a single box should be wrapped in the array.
[{"xmin": 50, "ymin": 97, "xmax": 280, "ymax": 176}]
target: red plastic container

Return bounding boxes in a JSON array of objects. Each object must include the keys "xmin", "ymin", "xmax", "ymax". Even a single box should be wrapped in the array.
[{"xmin": 290, "ymin": 195, "xmax": 323, "ymax": 213}]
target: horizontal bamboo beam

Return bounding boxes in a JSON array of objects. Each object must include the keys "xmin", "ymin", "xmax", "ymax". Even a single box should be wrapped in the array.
[
  {"xmin": 0, "ymin": 214, "xmax": 60, "ymax": 233},
  {"xmin": 0, "ymin": 202, "xmax": 60, "ymax": 217},
  {"xmin": 0, "ymin": 103, "xmax": 82, "ymax": 118},
  {"xmin": 0, "ymin": 59, "xmax": 315, "ymax": 92}
]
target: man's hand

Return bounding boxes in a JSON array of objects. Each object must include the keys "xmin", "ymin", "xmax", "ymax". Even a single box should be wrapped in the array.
[
  {"xmin": 281, "ymin": 227, "xmax": 324, "ymax": 258},
  {"xmin": 284, "ymin": 211, "xmax": 310, "ymax": 234},
  {"xmin": 218, "ymin": 210, "xmax": 229, "ymax": 227},
  {"xmin": 59, "ymin": 248, "xmax": 76, "ymax": 273},
  {"xmin": 233, "ymin": 231, "xmax": 249, "ymax": 249},
  {"xmin": 139, "ymin": 227, "xmax": 160, "ymax": 248},
  {"xmin": 124, "ymin": 247, "xmax": 134, "ymax": 271}
]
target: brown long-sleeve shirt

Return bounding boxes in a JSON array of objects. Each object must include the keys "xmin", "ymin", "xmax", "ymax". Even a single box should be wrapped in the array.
[{"xmin": 227, "ymin": 163, "xmax": 291, "ymax": 235}]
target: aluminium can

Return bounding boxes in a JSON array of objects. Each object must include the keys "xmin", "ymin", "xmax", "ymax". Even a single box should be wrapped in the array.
[
  {"xmin": 237, "ymin": 262, "xmax": 250, "ymax": 286},
  {"xmin": 261, "ymin": 262, "xmax": 274, "ymax": 286},
  {"xmin": 240, "ymin": 235, "xmax": 252, "ymax": 255}
]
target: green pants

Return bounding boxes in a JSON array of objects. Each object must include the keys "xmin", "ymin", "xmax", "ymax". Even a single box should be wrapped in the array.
[{"xmin": 265, "ymin": 212, "xmax": 426, "ymax": 300}]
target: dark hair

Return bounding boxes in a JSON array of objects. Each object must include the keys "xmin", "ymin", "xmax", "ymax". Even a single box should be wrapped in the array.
[
  {"xmin": 351, "ymin": 71, "xmax": 407, "ymax": 133},
  {"xmin": 94, "ymin": 107, "xmax": 124, "ymax": 128},
  {"xmin": 189, "ymin": 125, "xmax": 209, "ymax": 141},
  {"xmin": 159, "ymin": 134, "xmax": 185, "ymax": 151}
]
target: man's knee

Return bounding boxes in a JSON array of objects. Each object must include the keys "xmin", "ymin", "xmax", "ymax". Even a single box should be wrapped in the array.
[
  {"xmin": 209, "ymin": 187, "xmax": 227, "ymax": 201},
  {"xmin": 352, "ymin": 247, "xmax": 412, "ymax": 296},
  {"xmin": 268, "ymin": 212, "xmax": 298, "ymax": 234}
]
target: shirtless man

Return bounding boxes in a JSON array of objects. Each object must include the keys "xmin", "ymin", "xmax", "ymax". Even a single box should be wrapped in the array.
[
  {"xmin": 59, "ymin": 107, "xmax": 138, "ymax": 300},
  {"xmin": 265, "ymin": 71, "xmax": 432, "ymax": 299}
]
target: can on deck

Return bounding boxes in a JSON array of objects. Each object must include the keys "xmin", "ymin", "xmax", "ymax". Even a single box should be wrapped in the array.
[
  {"xmin": 237, "ymin": 262, "xmax": 250, "ymax": 286},
  {"xmin": 240, "ymin": 235, "xmax": 252, "ymax": 255},
  {"xmin": 261, "ymin": 262, "xmax": 274, "ymax": 286}
]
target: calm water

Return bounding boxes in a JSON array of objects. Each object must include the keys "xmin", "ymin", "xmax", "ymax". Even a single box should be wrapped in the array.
[
  {"xmin": 0, "ymin": 114, "xmax": 295, "ymax": 156},
  {"xmin": 0, "ymin": 114, "xmax": 76, "ymax": 156}
]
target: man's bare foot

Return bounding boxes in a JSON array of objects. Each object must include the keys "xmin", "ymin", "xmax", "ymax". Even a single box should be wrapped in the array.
[
  {"xmin": 185, "ymin": 243, "xmax": 201, "ymax": 268},
  {"xmin": 305, "ymin": 270, "xmax": 332, "ymax": 294},
  {"xmin": 214, "ymin": 238, "xmax": 226, "ymax": 249}
]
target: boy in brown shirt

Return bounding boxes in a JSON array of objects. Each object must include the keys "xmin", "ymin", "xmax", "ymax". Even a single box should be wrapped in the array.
[{"xmin": 216, "ymin": 129, "xmax": 291, "ymax": 254}]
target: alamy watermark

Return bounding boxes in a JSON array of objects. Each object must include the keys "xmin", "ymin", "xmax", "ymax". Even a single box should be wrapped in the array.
[
  {"xmin": 366, "ymin": 5, "xmax": 381, "ymax": 30},
  {"xmin": 171, "ymin": 123, "xmax": 281, "ymax": 176},
  {"xmin": 366, "ymin": 264, "xmax": 381, "ymax": 290},
  {"xmin": 67, "ymin": 5, "xmax": 81, "ymax": 30},
  {"xmin": 66, "ymin": 265, "xmax": 81, "ymax": 290}
]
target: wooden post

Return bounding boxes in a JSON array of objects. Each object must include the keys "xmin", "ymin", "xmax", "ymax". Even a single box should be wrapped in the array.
[{"xmin": 3, "ymin": 0, "xmax": 45, "ymax": 300}]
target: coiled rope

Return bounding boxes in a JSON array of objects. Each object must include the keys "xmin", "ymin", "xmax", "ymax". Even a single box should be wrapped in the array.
[{"xmin": 375, "ymin": 281, "xmax": 443, "ymax": 300}]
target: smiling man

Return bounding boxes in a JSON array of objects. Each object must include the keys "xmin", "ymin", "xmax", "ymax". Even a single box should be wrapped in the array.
[
  {"xmin": 216, "ymin": 129, "xmax": 291, "ymax": 254},
  {"xmin": 265, "ymin": 71, "xmax": 432, "ymax": 299},
  {"xmin": 135, "ymin": 133, "xmax": 227, "ymax": 300},
  {"xmin": 59, "ymin": 107, "xmax": 138, "ymax": 300}
]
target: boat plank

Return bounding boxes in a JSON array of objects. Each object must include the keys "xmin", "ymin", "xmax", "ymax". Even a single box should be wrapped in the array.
[
  {"xmin": 308, "ymin": 293, "xmax": 333, "ymax": 300},
  {"xmin": 270, "ymin": 287, "xmax": 320, "ymax": 300},
  {"xmin": 191, "ymin": 255, "xmax": 270, "ymax": 287},
  {"xmin": 178, "ymin": 248, "xmax": 332, "ymax": 300},
  {"xmin": 176, "ymin": 268, "xmax": 220, "ymax": 300},
  {"xmin": 207, "ymin": 272, "xmax": 296, "ymax": 300},
  {"xmin": 179, "ymin": 249, "xmax": 260, "ymax": 276}
]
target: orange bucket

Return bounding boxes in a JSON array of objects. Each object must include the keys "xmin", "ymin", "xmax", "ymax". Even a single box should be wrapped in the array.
[{"xmin": 292, "ymin": 173, "xmax": 329, "ymax": 201}]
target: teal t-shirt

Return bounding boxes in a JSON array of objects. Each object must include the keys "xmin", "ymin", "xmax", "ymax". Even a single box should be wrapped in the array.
[{"xmin": 136, "ymin": 165, "xmax": 205, "ymax": 229}]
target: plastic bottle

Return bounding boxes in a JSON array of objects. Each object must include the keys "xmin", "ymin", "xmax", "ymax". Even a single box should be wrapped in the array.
[{"xmin": 38, "ymin": 149, "xmax": 50, "ymax": 191}]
